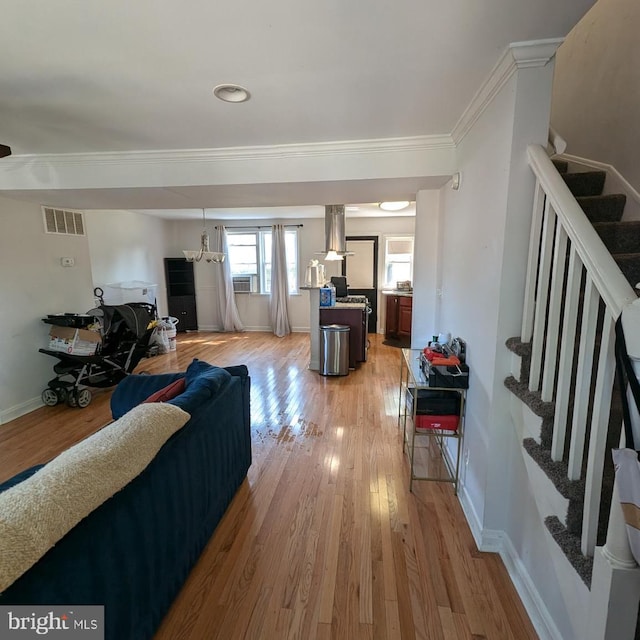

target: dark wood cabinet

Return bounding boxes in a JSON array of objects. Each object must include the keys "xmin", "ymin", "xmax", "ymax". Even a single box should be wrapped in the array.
[
  {"xmin": 385, "ymin": 294, "xmax": 412, "ymax": 340},
  {"xmin": 398, "ymin": 297, "xmax": 412, "ymax": 338},
  {"xmin": 319, "ymin": 306, "xmax": 368, "ymax": 369},
  {"xmin": 164, "ymin": 259, "xmax": 198, "ymax": 331},
  {"xmin": 386, "ymin": 295, "xmax": 399, "ymax": 337}
]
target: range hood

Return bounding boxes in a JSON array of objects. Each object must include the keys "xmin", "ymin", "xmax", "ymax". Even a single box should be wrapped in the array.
[{"xmin": 318, "ymin": 204, "xmax": 354, "ymax": 261}]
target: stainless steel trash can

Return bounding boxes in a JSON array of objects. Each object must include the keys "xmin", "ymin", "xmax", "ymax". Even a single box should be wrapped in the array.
[{"xmin": 319, "ymin": 324, "xmax": 350, "ymax": 376}]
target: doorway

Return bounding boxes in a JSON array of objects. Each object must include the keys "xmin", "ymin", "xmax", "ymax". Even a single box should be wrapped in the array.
[{"xmin": 342, "ymin": 236, "xmax": 378, "ymax": 333}]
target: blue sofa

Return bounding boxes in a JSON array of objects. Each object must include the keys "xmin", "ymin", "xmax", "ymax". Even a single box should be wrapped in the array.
[{"xmin": 0, "ymin": 359, "xmax": 251, "ymax": 640}]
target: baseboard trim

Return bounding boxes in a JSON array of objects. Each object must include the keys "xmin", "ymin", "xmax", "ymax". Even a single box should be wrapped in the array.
[
  {"xmin": 457, "ymin": 484, "xmax": 563, "ymax": 640},
  {"xmin": 499, "ymin": 533, "xmax": 565, "ymax": 640},
  {"xmin": 0, "ymin": 396, "xmax": 43, "ymax": 425},
  {"xmin": 194, "ymin": 326, "xmax": 310, "ymax": 333}
]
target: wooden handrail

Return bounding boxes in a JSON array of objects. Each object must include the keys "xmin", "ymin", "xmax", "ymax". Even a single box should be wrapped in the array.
[{"xmin": 527, "ymin": 145, "xmax": 636, "ymax": 317}]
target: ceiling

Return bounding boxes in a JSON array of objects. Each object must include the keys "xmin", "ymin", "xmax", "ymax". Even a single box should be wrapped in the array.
[{"xmin": 0, "ymin": 0, "xmax": 594, "ymax": 219}]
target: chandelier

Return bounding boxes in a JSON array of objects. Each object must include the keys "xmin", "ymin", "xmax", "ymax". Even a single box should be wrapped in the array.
[{"xmin": 183, "ymin": 209, "xmax": 225, "ymax": 263}]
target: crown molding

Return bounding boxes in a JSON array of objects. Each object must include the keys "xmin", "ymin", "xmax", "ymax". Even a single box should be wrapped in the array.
[
  {"xmin": 452, "ymin": 38, "xmax": 563, "ymax": 146},
  {"xmin": 5, "ymin": 134, "xmax": 455, "ymax": 168}
]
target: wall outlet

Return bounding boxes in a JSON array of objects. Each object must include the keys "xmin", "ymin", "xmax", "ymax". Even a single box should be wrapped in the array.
[{"xmin": 60, "ymin": 257, "xmax": 75, "ymax": 267}]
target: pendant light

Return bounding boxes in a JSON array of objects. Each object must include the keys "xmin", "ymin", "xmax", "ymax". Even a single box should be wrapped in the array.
[{"xmin": 183, "ymin": 209, "xmax": 225, "ymax": 263}]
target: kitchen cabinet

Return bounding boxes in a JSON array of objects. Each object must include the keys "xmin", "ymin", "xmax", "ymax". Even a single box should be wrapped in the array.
[
  {"xmin": 385, "ymin": 294, "xmax": 412, "ymax": 340},
  {"xmin": 319, "ymin": 304, "xmax": 368, "ymax": 369},
  {"xmin": 164, "ymin": 258, "xmax": 198, "ymax": 331}
]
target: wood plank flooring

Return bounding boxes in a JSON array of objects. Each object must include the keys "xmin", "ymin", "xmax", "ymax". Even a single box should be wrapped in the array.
[{"xmin": 0, "ymin": 332, "xmax": 538, "ymax": 639}]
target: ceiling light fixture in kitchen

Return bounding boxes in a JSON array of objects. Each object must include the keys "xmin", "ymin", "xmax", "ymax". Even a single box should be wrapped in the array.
[{"xmin": 379, "ymin": 201, "xmax": 410, "ymax": 212}]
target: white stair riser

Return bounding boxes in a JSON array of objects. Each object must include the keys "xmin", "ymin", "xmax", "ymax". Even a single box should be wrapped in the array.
[
  {"xmin": 542, "ymin": 526, "xmax": 590, "ymax": 640},
  {"xmin": 509, "ymin": 392, "xmax": 543, "ymax": 444},
  {"xmin": 522, "ymin": 449, "xmax": 569, "ymax": 526},
  {"xmin": 511, "ymin": 351, "xmax": 523, "ymax": 381}
]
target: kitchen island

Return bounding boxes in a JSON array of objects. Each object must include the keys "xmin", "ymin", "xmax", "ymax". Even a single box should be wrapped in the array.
[
  {"xmin": 320, "ymin": 302, "xmax": 368, "ymax": 369},
  {"xmin": 302, "ymin": 287, "xmax": 368, "ymax": 371}
]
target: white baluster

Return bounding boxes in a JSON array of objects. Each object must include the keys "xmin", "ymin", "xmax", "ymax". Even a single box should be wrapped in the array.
[
  {"xmin": 568, "ymin": 275, "xmax": 599, "ymax": 481},
  {"xmin": 542, "ymin": 225, "xmax": 568, "ymax": 402},
  {"xmin": 552, "ymin": 246, "xmax": 582, "ymax": 461},
  {"xmin": 582, "ymin": 313, "xmax": 616, "ymax": 555},
  {"xmin": 529, "ymin": 200, "xmax": 556, "ymax": 392},
  {"xmin": 522, "ymin": 181, "xmax": 545, "ymax": 343}
]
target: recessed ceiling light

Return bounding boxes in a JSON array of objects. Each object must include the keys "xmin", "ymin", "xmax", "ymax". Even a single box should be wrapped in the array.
[
  {"xmin": 213, "ymin": 84, "xmax": 251, "ymax": 103},
  {"xmin": 379, "ymin": 201, "xmax": 410, "ymax": 212}
]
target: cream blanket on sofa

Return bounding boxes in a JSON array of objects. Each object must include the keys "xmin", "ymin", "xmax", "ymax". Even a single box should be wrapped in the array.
[{"xmin": 0, "ymin": 402, "xmax": 190, "ymax": 592}]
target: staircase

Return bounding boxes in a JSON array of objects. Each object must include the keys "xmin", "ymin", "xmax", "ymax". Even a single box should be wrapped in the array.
[{"xmin": 505, "ymin": 146, "xmax": 640, "ymax": 639}]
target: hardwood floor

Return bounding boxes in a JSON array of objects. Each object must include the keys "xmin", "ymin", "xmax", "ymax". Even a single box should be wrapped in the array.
[{"xmin": 0, "ymin": 332, "xmax": 538, "ymax": 639}]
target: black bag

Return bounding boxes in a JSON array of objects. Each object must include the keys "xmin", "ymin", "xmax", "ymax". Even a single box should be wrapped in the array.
[
  {"xmin": 428, "ymin": 363, "xmax": 469, "ymax": 389},
  {"xmin": 407, "ymin": 388, "xmax": 460, "ymax": 415}
]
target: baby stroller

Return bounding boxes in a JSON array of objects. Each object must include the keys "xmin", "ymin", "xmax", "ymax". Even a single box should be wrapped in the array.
[{"xmin": 39, "ymin": 302, "xmax": 157, "ymax": 408}]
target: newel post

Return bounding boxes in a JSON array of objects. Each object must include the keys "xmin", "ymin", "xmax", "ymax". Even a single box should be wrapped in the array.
[
  {"xmin": 587, "ymin": 478, "xmax": 640, "ymax": 640},
  {"xmin": 588, "ymin": 303, "xmax": 640, "ymax": 639}
]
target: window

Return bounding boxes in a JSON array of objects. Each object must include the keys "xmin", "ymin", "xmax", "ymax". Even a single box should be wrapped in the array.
[
  {"xmin": 384, "ymin": 236, "xmax": 414, "ymax": 287},
  {"xmin": 227, "ymin": 233, "xmax": 258, "ymax": 276},
  {"xmin": 227, "ymin": 228, "xmax": 298, "ymax": 294}
]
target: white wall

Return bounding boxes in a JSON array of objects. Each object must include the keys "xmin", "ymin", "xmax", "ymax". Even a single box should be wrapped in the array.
[
  {"xmin": 0, "ymin": 196, "xmax": 95, "ymax": 423},
  {"xmin": 432, "ymin": 56, "xmax": 580, "ymax": 638},
  {"xmin": 438, "ymin": 76, "xmax": 516, "ymax": 530},
  {"xmin": 412, "ymin": 189, "xmax": 442, "ymax": 347},
  {"xmin": 551, "ymin": 0, "xmax": 640, "ymax": 190},
  {"xmin": 84, "ymin": 209, "xmax": 169, "ymax": 316}
]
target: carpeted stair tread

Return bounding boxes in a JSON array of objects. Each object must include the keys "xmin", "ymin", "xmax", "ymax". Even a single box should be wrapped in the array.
[
  {"xmin": 552, "ymin": 159, "xmax": 568, "ymax": 174},
  {"xmin": 523, "ymin": 436, "xmax": 616, "ymax": 543},
  {"xmin": 577, "ymin": 194, "xmax": 627, "ymax": 223},
  {"xmin": 562, "ymin": 171, "xmax": 606, "ymax": 197},
  {"xmin": 593, "ymin": 220, "xmax": 640, "ymax": 254},
  {"xmin": 545, "ymin": 516, "xmax": 593, "ymax": 586},
  {"xmin": 504, "ymin": 377, "xmax": 555, "ymax": 419},
  {"xmin": 505, "ymin": 337, "xmax": 532, "ymax": 385},
  {"xmin": 612, "ymin": 254, "xmax": 640, "ymax": 289},
  {"xmin": 505, "ymin": 376, "xmax": 554, "ymax": 448},
  {"xmin": 523, "ymin": 438, "xmax": 584, "ymax": 503},
  {"xmin": 505, "ymin": 337, "xmax": 531, "ymax": 358}
]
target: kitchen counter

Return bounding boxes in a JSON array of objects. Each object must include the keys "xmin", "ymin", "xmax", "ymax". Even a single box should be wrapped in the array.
[
  {"xmin": 382, "ymin": 290, "xmax": 413, "ymax": 297},
  {"xmin": 322, "ymin": 302, "xmax": 367, "ymax": 309}
]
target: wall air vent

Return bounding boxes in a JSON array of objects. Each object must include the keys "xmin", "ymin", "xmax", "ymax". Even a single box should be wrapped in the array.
[
  {"xmin": 42, "ymin": 207, "xmax": 85, "ymax": 236},
  {"xmin": 232, "ymin": 275, "xmax": 257, "ymax": 293}
]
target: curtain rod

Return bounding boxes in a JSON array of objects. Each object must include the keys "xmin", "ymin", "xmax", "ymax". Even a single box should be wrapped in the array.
[{"xmin": 214, "ymin": 224, "xmax": 303, "ymax": 230}]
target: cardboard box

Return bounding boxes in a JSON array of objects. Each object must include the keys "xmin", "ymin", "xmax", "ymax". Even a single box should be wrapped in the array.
[{"xmin": 48, "ymin": 326, "xmax": 101, "ymax": 356}]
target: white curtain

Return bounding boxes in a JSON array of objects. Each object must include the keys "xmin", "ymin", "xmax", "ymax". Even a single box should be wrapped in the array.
[
  {"xmin": 214, "ymin": 226, "xmax": 244, "ymax": 332},
  {"xmin": 270, "ymin": 224, "xmax": 291, "ymax": 337}
]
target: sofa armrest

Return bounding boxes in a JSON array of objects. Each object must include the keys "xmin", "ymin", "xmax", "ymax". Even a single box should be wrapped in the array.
[{"xmin": 110, "ymin": 373, "xmax": 185, "ymax": 419}]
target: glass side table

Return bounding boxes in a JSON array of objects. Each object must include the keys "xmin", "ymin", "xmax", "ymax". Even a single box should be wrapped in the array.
[{"xmin": 398, "ymin": 348, "xmax": 466, "ymax": 493}]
